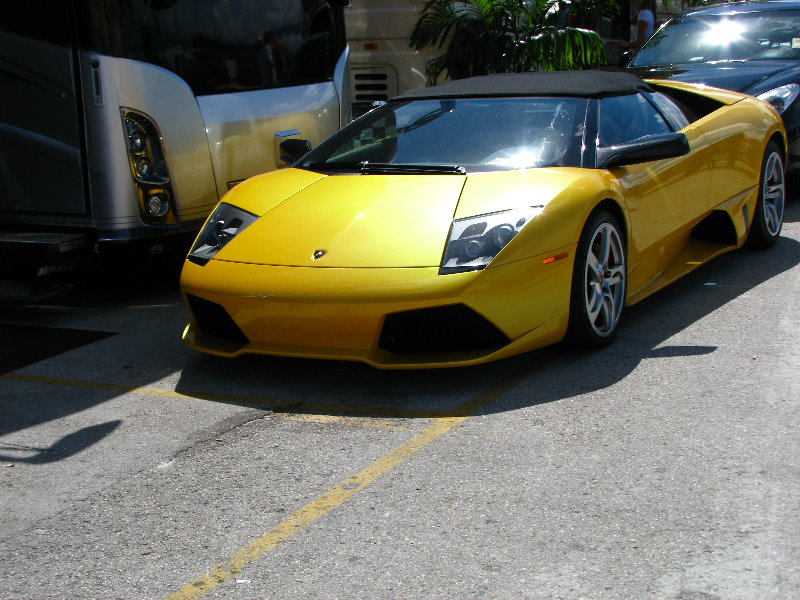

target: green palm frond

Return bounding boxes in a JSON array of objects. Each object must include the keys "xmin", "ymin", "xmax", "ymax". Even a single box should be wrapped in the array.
[{"xmin": 410, "ymin": 0, "xmax": 609, "ymax": 84}]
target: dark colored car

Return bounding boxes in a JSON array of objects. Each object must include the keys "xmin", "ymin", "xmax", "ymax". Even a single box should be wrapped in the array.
[{"xmin": 626, "ymin": 0, "xmax": 800, "ymax": 188}]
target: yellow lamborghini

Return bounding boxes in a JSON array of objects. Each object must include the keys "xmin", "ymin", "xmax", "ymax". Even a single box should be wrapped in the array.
[{"xmin": 180, "ymin": 71, "xmax": 786, "ymax": 368}]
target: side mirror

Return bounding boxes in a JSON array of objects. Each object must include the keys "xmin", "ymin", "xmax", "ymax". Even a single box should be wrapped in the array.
[
  {"xmin": 279, "ymin": 138, "xmax": 312, "ymax": 166},
  {"xmin": 618, "ymin": 49, "xmax": 634, "ymax": 68},
  {"xmin": 596, "ymin": 132, "xmax": 689, "ymax": 169}
]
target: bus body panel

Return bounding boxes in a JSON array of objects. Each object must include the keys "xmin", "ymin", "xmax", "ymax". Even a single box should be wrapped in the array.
[
  {"xmin": 0, "ymin": 0, "xmax": 349, "ymax": 290},
  {"xmin": 0, "ymin": 31, "xmax": 86, "ymax": 216},
  {"xmin": 198, "ymin": 48, "xmax": 350, "ymax": 200},
  {"xmin": 345, "ymin": 0, "xmax": 436, "ymax": 117},
  {"xmin": 82, "ymin": 53, "xmax": 219, "ymax": 241}
]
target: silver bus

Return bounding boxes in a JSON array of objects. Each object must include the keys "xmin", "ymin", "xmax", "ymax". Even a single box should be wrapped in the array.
[{"xmin": 0, "ymin": 0, "xmax": 349, "ymax": 292}]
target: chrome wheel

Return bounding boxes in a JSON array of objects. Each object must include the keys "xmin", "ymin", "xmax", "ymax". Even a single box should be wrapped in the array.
[
  {"xmin": 761, "ymin": 150, "xmax": 785, "ymax": 237},
  {"xmin": 747, "ymin": 141, "xmax": 785, "ymax": 250},
  {"xmin": 583, "ymin": 221, "xmax": 626, "ymax": 339}
]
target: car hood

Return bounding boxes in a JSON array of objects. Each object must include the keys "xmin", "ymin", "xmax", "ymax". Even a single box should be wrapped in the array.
[
  {"xmin": 215, "ymin": 171, "xmax": 467, "ymax": 268},
  {"xmin": 629, "ymin": 61, "xmax": 800, "ymax": 95}
]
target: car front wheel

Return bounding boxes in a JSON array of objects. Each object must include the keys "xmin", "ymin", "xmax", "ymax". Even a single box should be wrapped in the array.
[{"xmin": 567, "ymin": 209, "xmax": 627, "ymax": 349}]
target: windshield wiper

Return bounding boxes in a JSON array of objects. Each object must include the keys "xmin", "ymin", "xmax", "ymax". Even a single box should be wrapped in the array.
[
  {"xmin": 359, "ymin": 162, "xmax": 466, "ymax": 175},
  {"xmin": 397, "ymin": 101, "xmax": 455, "ymax": 134},
  {"xmin": 303, "ymin": 161, "xmax": 466, "ymax": 175},
  {"xmin": 304, "ymin": 162, "xmax": 361, "ymax": 172}
]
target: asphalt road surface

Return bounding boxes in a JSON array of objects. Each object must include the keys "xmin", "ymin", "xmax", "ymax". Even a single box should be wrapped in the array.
[{"xmin": 1, "ymin": 204, "xmax": 798, "ymax": 600}]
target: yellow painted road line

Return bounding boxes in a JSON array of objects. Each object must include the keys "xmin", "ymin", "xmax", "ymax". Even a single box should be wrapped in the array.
[
  {"xmin": 0, "ymin": 373, "xmax": 449, "ymax": 419},
  {"xmin": 281, "ymin": 413, "xmax": 408, "ymax": 430},
  {"xmin": 164, "ymin": 376, "xmax": 523, "ymax": 600},
  {"xmin": 2, "ymin": 369, "xmax": 526, "ymax": 599}
]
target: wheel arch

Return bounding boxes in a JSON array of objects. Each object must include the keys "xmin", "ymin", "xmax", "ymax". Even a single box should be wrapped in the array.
[
  {"xmin": 589, "ymin": 197, "xmax": 628, "ymax": 250},
  {"xmin": 769, "ymin": 130, "xmax": 787, "ymax": 164}
]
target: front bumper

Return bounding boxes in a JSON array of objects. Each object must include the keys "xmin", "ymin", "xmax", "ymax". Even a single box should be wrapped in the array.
[{"xmin": 180, "ymin": 250, "xmax": 574, "ymax": 368}]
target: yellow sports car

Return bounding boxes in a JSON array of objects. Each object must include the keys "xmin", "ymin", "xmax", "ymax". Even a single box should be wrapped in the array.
[{"xmin": 180, "ymin": 71, "xmax": 785, "ymax": 369}]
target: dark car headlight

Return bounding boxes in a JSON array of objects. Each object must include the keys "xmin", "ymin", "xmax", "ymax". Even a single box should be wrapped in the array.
[
  {"xmin": 757, "ymin": 84, "xmax": 800, "ymax": 114},
  {"xmin": 440, "ymin": 207, "xmax": 543, "ymax": 274},
  {"xmin": 188, "ymin": 203, "xmax": 257, "ymax": 266}
]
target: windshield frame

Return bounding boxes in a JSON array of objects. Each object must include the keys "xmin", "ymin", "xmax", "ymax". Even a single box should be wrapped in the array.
[{"xmin": 297, "ymin": 96, "xmax": 592, "ymax": 174}]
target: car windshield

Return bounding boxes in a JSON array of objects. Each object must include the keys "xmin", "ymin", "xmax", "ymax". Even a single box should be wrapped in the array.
[
  {"xmin": 298, "ymin": 97, "xmax": 589, "ymax": 173},
  {"xmin": 630, "ymin": 9, "xmax": 800, "ymax": 65}
]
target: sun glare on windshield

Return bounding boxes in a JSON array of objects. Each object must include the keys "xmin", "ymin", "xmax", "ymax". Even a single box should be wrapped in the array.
[{"xmin": 702, "ymin": 19, "xmax": 745, "ymax": 47}]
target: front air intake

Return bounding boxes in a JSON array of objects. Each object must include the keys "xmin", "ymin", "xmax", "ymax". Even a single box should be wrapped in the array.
[
  {"xmin": 186, "ymin": 294, "xmax": 249, "ymax": 346},
  {"xmin": 379, "ymin": 304, "xmax": 510, "ymax": 355}
]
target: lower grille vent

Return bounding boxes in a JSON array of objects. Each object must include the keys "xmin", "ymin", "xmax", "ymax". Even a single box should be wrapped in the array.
[
  {"xmin": 186, "ymin": 294, "xmax": 249, "ymax": 346},
  {"xmin": 379, "ymin": 304, "xmax": 510, "ymax": 355}
]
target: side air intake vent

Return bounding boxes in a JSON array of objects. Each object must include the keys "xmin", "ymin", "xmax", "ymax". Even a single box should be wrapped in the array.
[{"xmin": 186, "ymin": 294, "xmax": 249, "ymax": 346}]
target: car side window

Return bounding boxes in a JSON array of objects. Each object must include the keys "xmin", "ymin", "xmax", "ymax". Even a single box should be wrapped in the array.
[
  {"xmin": 598, "ymin": 93, "xmax": 672, "ymax": 147},
  {"xmin": 647, "ymin": 91, "xmax": 691, "ymax": 130}
]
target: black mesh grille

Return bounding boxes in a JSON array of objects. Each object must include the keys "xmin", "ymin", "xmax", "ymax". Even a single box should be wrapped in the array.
[
  {"xmin": 186, "ymin": 294, "xmax": 249, "ymax": 346},
  {"xmin": 379, "ymin": 304, "xmax": 510, "ymax": 355}
]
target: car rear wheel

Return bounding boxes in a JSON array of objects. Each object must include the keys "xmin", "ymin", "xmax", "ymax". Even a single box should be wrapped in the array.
[
  {"xmin": 567, "ymin": 210, "xmax": 626, "ymax": 349},
  {"xmin": 747, "ymin": 140, "xmax": 785, "ymax": 249}
]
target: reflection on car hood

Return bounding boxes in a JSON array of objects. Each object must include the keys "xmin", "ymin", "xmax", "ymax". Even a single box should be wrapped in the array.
[
  {"xmin": 628, "ymin": 61, "xmax": 800, "ymax": 94},
  {"xmin": 215, "ymin": 173, "xmax": 467, "ymax": 268}
]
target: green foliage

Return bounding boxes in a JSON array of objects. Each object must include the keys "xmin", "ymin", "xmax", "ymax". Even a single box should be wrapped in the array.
[
  {"xmin": 662, "ymin": 0, "xmax": 719, "ymax": 9},
  {"xmin": 563, "ymin": 0, "xmax": 620, "ymax": 29},
  {"xmin": 410, "ymin": 0, "xmax": 611, "ymax": 84}
]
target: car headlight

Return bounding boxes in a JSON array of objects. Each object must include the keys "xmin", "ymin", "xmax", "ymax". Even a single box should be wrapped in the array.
[
  {"xmin": 440, "ymin": 207, "xmax": 543, "ymax": 274},
  {"xmin": 757, "ymin": 83, "xmax": 800, "ymax": 114},
  {"xmin": 188, "ymin": 203, "xmax": 258, "ymax": 266}
]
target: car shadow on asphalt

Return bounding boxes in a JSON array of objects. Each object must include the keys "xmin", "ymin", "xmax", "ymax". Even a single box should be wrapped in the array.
[
  {"xmin": 2, "ymin": 202, "xmax": 799, "ymax": 461},
  {"xmin": 175, "ymin": 207, "xmax": 800, "ymax": 420}
]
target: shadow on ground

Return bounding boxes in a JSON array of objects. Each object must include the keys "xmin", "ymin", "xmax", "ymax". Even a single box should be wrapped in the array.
[
  {"xmin": 2, "ymin": 202, "xmax": 799, "ymax": 460},
  {"xmin": 175, "ymin": 228, "xmax": 800, "ymax": 419}
]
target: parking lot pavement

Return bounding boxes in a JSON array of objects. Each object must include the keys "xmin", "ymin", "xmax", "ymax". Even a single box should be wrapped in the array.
[{"xmin": 1, "ymin": 206, "xmax": 799, "ymax": 599}]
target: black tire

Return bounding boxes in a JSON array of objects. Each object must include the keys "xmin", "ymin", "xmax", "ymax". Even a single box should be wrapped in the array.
[
  {"xmin": 747, "ymin": 140, "xmax": 785, "ymax": 250},
  {"xmin": 566, "ymin": 209, "xmax": 627, "ymax": 349}
]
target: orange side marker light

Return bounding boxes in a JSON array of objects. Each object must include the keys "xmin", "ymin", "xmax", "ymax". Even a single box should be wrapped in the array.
[{"xmin": 542, "ymin": 252, "xmax": 568, "ymax": 265}]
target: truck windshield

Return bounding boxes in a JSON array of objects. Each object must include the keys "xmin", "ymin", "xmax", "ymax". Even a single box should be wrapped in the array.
[{"xmin": 81, "ymin": 0, "xmax": 346, "ymax": 95}]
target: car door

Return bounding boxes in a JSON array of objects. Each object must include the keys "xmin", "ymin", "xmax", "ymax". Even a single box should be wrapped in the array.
[{"xmin": 597, "ymin": 92, "xmax": 710, "ymax": 297}]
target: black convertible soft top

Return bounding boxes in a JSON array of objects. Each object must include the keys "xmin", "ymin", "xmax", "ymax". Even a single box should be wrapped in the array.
[{"xmin": 395, "ymin": 70, "xmax": 651, "ymax": 100}]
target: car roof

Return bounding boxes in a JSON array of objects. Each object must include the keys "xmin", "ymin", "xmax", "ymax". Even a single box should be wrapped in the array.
[
  {"xmin": 394, "ymin": 71, "xmax": 652, "ymax": 101},
  {"xmin": 682, "ymin": 0, "xmax": 800, "ymax": 17}
]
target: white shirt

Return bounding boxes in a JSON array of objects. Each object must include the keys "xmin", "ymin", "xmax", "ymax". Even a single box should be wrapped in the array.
[{"xmin": 637, "ymin": 9, "xmax": 655, "ymax": 40}]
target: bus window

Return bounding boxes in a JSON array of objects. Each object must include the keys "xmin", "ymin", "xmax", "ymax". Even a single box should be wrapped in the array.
[{"xmin": 79, "ymin": 0, "xmax": 345, "ymax": 96}]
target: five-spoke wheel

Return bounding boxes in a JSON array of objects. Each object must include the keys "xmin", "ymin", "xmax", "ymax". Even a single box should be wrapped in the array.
[
  {"xmin": 747, "ymin": 140, "xmax": 785, "ymax": 249},
  {"xmin": 567, "ymin": 210, "xmax": 627, "ymax": 349}
]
